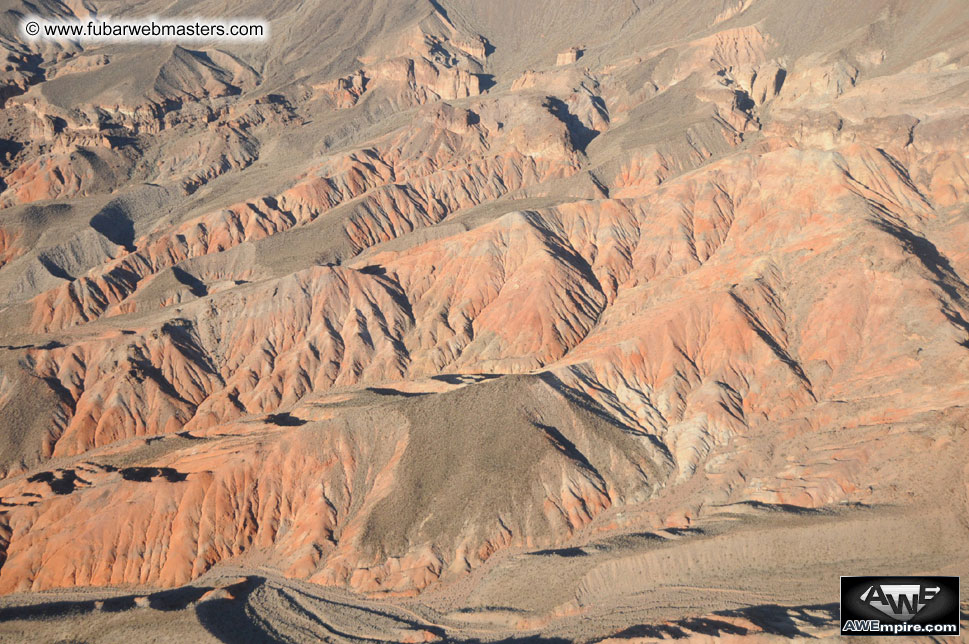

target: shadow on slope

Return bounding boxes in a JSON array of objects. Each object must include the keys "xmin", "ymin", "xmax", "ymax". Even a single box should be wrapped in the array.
[
  {"xmin": 194, "ymin": 577, "xmax": 288, "ymax": 644},
  {"xmin": 89, "ymin": 202, "xmax": 136, "ymax": 252},
  {"xmin": 0, "ymin": 584, "xmax": 212, "ymax": 620},
  {"xmin": 607, "ymin": 602, "xmax": 839, "ymax": 639}
]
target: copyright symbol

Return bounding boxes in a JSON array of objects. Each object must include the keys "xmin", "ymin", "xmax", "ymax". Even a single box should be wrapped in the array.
[{"xmin": 24, "ymin": 21, "xmax": 40, "ymax": 36}]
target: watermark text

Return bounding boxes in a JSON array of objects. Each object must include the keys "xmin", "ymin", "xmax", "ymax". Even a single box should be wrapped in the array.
[{"xmin": 22, "ymin": 16, "xmax": 268, "ymax": 42}]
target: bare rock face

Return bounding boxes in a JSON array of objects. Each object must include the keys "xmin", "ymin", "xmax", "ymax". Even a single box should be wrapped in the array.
[
  {"xmin": 556, "ymin": 47, "xmax": 581, "ymax": 66},
  {"xmin": 1, "ymin": 0, "xmax": 969, "ymax": 640}
]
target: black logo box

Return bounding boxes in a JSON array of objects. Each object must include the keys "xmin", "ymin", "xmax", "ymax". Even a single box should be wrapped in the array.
[{"xmin": 841, "ymin": 576, "xmax": 960, "ymax": 636}]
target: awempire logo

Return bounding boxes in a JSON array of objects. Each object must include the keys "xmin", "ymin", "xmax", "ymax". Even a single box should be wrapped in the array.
[{"xmin": 841, "ymin": 576, "xmax": 960, "ymax": 636}]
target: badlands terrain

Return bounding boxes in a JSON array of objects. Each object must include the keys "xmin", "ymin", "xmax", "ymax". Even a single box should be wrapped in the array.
[{"xmin": 1, "ymin": 0, "xmax": 969, "ymax": 641}]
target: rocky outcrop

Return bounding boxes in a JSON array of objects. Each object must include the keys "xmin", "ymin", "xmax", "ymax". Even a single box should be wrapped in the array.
[{"xmin": 556, "ymin": 48, "xmax": 581, "ymax": 66}]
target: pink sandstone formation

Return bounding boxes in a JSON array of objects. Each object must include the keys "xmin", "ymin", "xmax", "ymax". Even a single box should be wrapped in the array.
[{"xmin": 0, "ymin": 0, "xmax": 968, "ymax": 640}]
